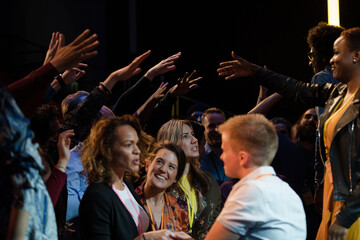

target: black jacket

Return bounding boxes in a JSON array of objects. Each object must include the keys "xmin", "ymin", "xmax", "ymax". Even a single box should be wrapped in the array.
[
  {"xmin": 79, "ymin": 179, "xmax": 150, "ymax": 240},
  {"xmin": 255, "ymin": 67, "xmax": 360, "ymax": 228}
]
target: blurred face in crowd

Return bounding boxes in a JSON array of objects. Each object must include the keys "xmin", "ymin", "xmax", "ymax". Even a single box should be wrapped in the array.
[
  {"xmin": 111, "ymin": 125, "xmax": 141, "ymax": 173},
  {"xmin": 296, "ymin": 108, "xmax": 317, "ymax": 143},
  {"xmin": 203, "ymin": 112, "xmax": 225, "ymax": 148},
  {"xmin": 146, "ymin": 148, "xmax": 178, "ymax": 190}
]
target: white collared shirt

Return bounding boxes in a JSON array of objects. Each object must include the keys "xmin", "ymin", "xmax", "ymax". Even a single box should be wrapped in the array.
[{"xmin": 217, "ymin": 166, "xmax": 306, "ymax": 240}]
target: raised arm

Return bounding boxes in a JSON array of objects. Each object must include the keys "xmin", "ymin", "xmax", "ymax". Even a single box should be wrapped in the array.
[{"xmin": 112, "ymin": 52, "xmax": 181, "ymax": 116}]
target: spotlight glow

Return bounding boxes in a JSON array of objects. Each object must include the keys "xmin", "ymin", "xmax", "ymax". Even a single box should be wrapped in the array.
[{"xmin": 328, "ymin": 0, "xmax": 340, "ymax": 26}]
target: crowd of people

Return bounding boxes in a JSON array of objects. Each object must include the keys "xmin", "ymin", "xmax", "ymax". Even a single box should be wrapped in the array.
[{"xmin": 1, "ymin": 22, "xmax": 360, "ymax": 240}]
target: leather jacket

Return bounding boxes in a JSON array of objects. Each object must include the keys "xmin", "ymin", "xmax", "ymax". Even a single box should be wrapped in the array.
[{"xmin": 254, "ymin": 67, "xmax": 360, "ymax": 228}]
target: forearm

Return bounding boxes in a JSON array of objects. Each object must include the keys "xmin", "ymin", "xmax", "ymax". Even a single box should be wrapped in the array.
[
  {"xmin": 45, "ymin": 168, "xmax": 67, "ymax": 206},
  {"xmin": 254, "ymin": 67, "xmax": 330, "ymax": 107},
  {"xmin": 248, "ymin": 93, "xmax": 283, "ymax": 114},
  {"xmin": 112, "ymin": 76, "xmax": 155, "ymax": 116}
]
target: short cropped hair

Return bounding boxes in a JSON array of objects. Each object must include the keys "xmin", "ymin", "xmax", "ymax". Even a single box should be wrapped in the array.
[
  {"xmin": 341, "ymin": 27, "xmax": 360, "ymax": 51},
  {"xmin": 201, "ymin": 107, "xmax": 226, "ymax": 124},
  {"xmin": 219, "ymin": 114, "xmax": 278, "ymax": 166}
]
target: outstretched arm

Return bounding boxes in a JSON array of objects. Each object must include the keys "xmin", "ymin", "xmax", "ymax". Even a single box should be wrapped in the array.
[
  {"xmin": 112, "ymin": 52, "xmax": 181, "ymax": 116},
  {"xmin": 217, "ymin": 51, "xmax": 259, "ymax": 80}
]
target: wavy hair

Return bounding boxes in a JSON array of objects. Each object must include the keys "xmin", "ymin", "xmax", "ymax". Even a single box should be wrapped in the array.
[
  {"xmin": 157, "ymin": 119, "xmax": 210, "ymax": 193},
  {"xmin": 81, "ymin": 115, "xmax": 142, "ymax": 185}
]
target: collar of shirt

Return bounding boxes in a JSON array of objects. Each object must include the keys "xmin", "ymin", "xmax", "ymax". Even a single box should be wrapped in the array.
[{"xmin": 238, "ymin": 166, "xmax": 276, "ymax": 185}]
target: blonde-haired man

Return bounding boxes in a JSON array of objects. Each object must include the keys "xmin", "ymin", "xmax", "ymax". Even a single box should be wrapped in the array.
[{"xmin": 205, "ymin": 114, "xmax": 306, "ymax": 240}]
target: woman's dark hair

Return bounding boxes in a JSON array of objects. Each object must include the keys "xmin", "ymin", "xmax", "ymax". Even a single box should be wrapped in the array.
[
  {"xmin": 341, "ymin": 27, "xmax": 360, "ymax": 51},
  {"xmin": 307, "ymin": 22, "xmax": 344, "ymax": 71},
  {"xmin": 81, "ymin": 115, "xmax": 142, "ymax": 185},
  {"xmin": 147, "ymin": 142, "xmax": 186, "ymax": 181},
  {"xmin": 157, "ymin": 119, "xmax": 211, "ymax": 193}
]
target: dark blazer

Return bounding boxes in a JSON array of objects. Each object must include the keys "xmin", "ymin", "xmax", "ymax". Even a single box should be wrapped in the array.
[{"xmin": 79, "ymin": 179, "xmax": 150, "ymax": 240}]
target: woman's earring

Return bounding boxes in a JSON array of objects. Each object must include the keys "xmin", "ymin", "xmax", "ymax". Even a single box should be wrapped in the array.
[{"xmin": 353, "ymin": 57, "xmax": 358, "ymax": 64}]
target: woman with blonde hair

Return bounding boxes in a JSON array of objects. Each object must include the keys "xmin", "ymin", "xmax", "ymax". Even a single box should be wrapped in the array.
[
  {"xmin": 157, "ymin": 119, "xmax": 221, "ymax": 240},
  {"xmin": 79, "ymin": 116, "xmax": 190, "ymax": 240}
]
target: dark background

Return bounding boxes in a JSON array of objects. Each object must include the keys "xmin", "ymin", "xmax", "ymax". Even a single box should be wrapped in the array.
[{"xmin": 1, "ymin": 0, "xmax": 360, "ymax": 123}]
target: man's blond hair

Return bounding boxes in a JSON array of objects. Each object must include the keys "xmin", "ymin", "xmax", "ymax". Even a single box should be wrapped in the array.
[{"xmin": 219, "ymin": 114, "xmax": 278, "ymax": 166}]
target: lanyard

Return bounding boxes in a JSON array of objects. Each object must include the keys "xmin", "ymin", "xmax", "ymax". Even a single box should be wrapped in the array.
[
  {"xmin": 178, "ymin": 182, "xmax": 196, "ymax": 233},
  {"xmin": 145, "ymin": 197, "xmax": 165, "ymax": 231},
  {"xmin": 112, "ymin": 184, "xmax": 144, "ymax": 234}
]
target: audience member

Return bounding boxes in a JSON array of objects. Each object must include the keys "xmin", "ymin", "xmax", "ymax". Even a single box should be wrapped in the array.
[
  {"xmin": 205, "ymin": 114, "xmax": 306, "ymax": 239},
  {"xmin": 79, "ymin": 117, "xmax": 191, "ymax": 240},
  {"xmin": 200, "ymin": 108, "xmax": 231, "ymax": 185},
  {"xmin": 135, "ymin": 142, "xmax": 188, "ymax": 232},
  {"xmin": 157, "ymin": 119, "xmax": 221, "ymax": 240}
]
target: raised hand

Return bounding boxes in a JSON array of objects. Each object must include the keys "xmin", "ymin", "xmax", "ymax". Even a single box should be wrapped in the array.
[
  {"xmin": 50, "ymin": 29, "xmax": 99, "ymax": 73},
  {"xmin": 43, "ymin": 32, "xmax": 60, "ymax": 65},
  {"xmin": 103, "ymin": 50, "xmax": 151, "ymax": 90},
  {"xmin": 169, "ymin": 70, "xmax": 202, "ymax": 97},
  {"xmin": 144, "ymin": 52, "xmax": 182, "ymax": 81},
  {"xmin": 152, "ymin": 82, "xmax": 169, "ymax": 100},
  {"xmin": 217, "ymin": 51, "xmax": 259, "ymax": 80},
  {"xmin": 62, "ymin": 63, "xmax": 88, "ymax": 85},
  {"xmin": 55, "ymin": 129, "xmax": 75, "ymax": 172}
]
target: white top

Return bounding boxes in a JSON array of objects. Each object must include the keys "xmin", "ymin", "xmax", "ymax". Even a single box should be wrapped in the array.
[
  {"xmin": 217, "ymin": 166, "xmax": 306, "ymax": 240},
  {"xmin": 113, "ymin": 183, "xmax": 149, "ymax": 234}
]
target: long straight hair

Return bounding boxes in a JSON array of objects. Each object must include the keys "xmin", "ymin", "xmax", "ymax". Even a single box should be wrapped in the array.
[{"xmin": 157, "ymin": 119, "xmax": 210, "ymax": 193}]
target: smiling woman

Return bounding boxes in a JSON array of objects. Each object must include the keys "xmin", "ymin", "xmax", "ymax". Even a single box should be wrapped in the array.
[
  {"xmin": 135, "ymin": 142, "xmax": 188, "ymax": 232},
  {"xmin": 79, "ymin": 116, "xmax": 191, "ymax": 240},
  {"xmin": 157, "ymin": 119, "xmax": 221, "ymax": 240}
]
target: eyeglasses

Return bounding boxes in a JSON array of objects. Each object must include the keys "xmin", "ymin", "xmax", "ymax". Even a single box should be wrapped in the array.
[{"xmin": 307, "ymin": 51, "xmax": 316, "ymax": 61}]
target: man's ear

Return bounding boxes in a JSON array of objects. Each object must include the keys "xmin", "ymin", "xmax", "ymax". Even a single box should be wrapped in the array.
[{"xmin": 238, "ymin": 150, "xmax": 250, "ymax": 167}]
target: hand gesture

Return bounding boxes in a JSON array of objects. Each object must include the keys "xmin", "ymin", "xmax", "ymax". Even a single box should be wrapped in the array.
[
  {"xmin": 50, "ymin": 29, "xmax": 99, "ymax": 73},
  {"xmin": 61, "ymin": 63, "xmax": 88, "ymax": 85},
  {"xmin": 169, "ymin": 70, "xmax": 202, "ymax": 97},
  {"xmin": 111, "ymin": 50, "xmax": 151, "ymax": 81},
  {"xmin": 56, "ymin": 129, "xmax": 75, "ymax": 172},
  {"xmin": 217, "ymin": 51, "xmax": 259, "ymax": 80},
  {"xmin": 144, "ymin": 52, "xmax": 182, "ymax": 81},
  {"xmin": 328, "ymin": 219, "xmax": 348, "ymax": 240},
  {"xmin": 152, "ymin": 82, "xmax": 169, "ymax": 100},
  {"xmin": 43, "ymin": 32, "xmax": 60, "ymax": 65},
  {"xmin": 103, "ymin": 50, "xmax": 151, "ymax": 90}
]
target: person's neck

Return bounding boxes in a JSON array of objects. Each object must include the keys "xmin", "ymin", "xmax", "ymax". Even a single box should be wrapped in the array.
[
  {"xmin": 111, "ymin": 168, "xmax": 125, "ymax": 190},
  {"xmin": 144, "ymin": 182, "xmax": 165, "ymax": 206},
  {"xmin": 346, "ymin": 77, "xmax": 360, "ymax": 95},
  {"xmin": 239, "ymin": 166, "xmax": 259, "ymax": 179},
  {"xmin": 183, "ymin": 162, "xmax": 191, "ymax": 175}
]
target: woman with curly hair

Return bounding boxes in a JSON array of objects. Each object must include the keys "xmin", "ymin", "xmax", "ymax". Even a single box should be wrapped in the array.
[{"xmin": 79, "ymin": 116, "xmax": 190, "ymax": 240}]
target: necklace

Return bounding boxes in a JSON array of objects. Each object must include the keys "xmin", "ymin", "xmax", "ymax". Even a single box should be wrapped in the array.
[{"xmin": 112, "ymin": 184, "xmax": 144, "ymax": 234}]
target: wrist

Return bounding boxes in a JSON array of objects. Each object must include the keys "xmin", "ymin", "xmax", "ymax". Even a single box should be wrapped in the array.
[
  {"xmin": 55, "ymin": 74, "xmax": 66, "ymax": 88},
  {"xmin": 55, "ymin": 164, "xmax": 66, "ymax": 173},
  {"xmin": 50, "ymin": 79, "xmax": 61, "ymax": 92},
  {"xmin": 144, "ymin": 72, "xmax": 155, "ymax": 81}
]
